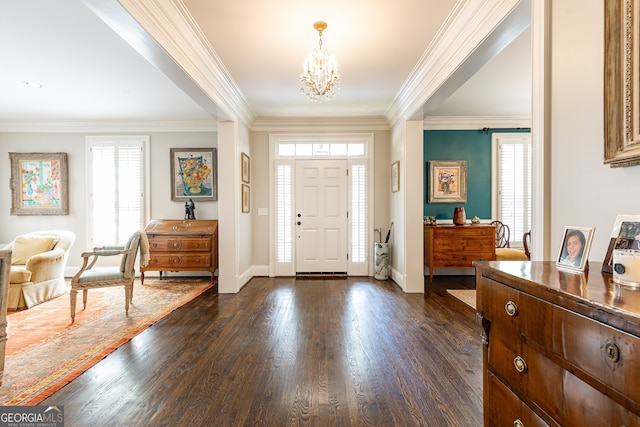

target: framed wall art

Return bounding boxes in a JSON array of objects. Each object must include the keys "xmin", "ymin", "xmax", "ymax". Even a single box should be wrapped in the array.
[
  {"xmin": 556, "ymin": 226, "xmax": 595, "ymax": 272},
  {"xmin": 391, "ymin": 161, "xmax": 400, "ymax": 193},
  {"xmin": 428, "ymin": 160, "xmax": 467, "ymax": 203},
  {"xmin": 170, "ymin": 148, "xmax": 217, "ymax": 201},
  {"xmin": 9, "ymin": 152, "xmax": 69, "ymax": 215},
  {"xmin": 242, "ymin": 184, "xmax": 250, "ymax": 213},
  {"xmin": 604, "ymin": 0, "xmax": 640, "ymax": 167},
  {"xmin": 241, "ymin": 152, "xmax": 250, "ymax": 183}
]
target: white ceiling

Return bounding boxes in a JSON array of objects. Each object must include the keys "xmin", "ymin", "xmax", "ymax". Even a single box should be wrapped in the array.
[{"xmin": 0, "ymin": 0, "xmax": 531, "ymax": 127}]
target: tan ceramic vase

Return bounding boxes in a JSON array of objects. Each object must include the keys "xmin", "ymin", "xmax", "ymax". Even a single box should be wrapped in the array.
[{"xmin": 453, "ymin": 207, "xmax": 466, "ymax": 226}]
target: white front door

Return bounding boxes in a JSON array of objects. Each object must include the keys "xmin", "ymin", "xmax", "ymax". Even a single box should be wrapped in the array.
[{"xmin": 295, "ymin": 159, "xmax": 348, "ymax": 273}]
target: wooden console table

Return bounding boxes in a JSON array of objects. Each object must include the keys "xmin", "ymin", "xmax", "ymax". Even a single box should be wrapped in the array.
[
  {"xmin": 475, "ymin": 261, "xmax": 640, "ymax": 426},
  {"xmin": 423, "ymin": 224, "xmax": 495, "ymax": 285},
  {"xmin": 141, "ymin": 219, "xmax": 218, "ymax": 285}
]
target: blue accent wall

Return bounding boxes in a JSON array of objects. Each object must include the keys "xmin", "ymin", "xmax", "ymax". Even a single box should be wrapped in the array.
[{"xmin": 424, "ymin": 129, "xmax": 530, "ymax": 220}]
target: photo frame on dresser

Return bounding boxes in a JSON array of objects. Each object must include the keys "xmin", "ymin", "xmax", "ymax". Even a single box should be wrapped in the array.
[
  {"xmin": 170, "ymin": 148, "xmax": 217, "ymax": 201},
  {"xmin": 602, "ymin": 215, "xmax": 640, "ymax": 273},
  {"xmin": 556, "ymin": 226, "xmax": 595, "ymax": 272}
]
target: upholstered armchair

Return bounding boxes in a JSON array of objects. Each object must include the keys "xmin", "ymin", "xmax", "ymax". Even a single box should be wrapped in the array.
[
  {"xmin": 4, "ymin": 230, "xmax": 76, "ymax": 311},
  {"xmin": 70, "ymin": 230, "xmax": 148, "ymax": 322},
  {"xmin": 491, "ymin": 220, "xmax": 529, "ymax": 261}
]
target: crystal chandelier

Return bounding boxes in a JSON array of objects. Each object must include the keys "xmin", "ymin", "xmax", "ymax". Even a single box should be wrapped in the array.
[{"xmin": 300, "ymin": 21, "xmax": 340, "ymax": 103}]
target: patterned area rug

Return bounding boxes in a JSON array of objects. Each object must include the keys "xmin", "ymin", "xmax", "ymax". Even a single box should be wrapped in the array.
[
  {"xmin": 1, "ymin": 279, "xmax": 212, "ymax": 405},
  {"xmin": 446, "ymin": 289, "xmax": 477, "ymax": 310}
]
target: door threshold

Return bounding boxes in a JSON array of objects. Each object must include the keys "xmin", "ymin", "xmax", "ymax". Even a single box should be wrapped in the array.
[{"xmin": 296, "ymin": 272, "xmax": 347, "ymax": 280}]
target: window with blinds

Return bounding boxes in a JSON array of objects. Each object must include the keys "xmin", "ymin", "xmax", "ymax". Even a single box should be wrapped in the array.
[
  {"xmin": 350, "ymin": 163, "xmax": 366, "ymax": 263},
  {"xmin": 87, "ymin": 137, "xmax": 146, "ymax": 246},
  {"xmin": 496, "ymin": 134, "xmax": 532, "ymax": 247},
  {"xmin": 276, "ymin": 164, "xmax": 292, "ymax": 263}
]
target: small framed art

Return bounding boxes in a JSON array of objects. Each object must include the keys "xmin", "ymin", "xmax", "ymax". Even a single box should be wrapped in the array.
[
  {"xmin": 556, "ymin": 226, "xmax": 595, "ymax": 272},
  {"xmin": 170, "ymin": 148, "xmax": 217, "ymax": 201},
  {"xmin": 602, "ymin": 215, "xmax": 640, "ymax": 273},
  {"xmin": 9, "ymin": 152, "xmax": 69, "ymax": 215},
  {"xmin": 242, "ymin": 184, "xmax": 250, "ymax": 213},
  {"xmin": 428, "ymin": 160, "xmax": 467, "ymax": 203},
  {"xmin": 241, "ymin": 152, "xmax": 250, "ymax": 184},
  {"xmin": 391, "ymin": 161, "xmax": 400, "ymax": 193}
]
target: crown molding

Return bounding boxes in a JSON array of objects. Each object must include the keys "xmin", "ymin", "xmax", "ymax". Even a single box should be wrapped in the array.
[
  {"xmin": 0, "ymin": 120, "xmax": 217, "ymax": 133},
  {"xmin": 424, "ymin": 115, "xmax": 531, "ymax": 130},
  {"xmin": 85, "ymin": 0, "xmax": 254, "ymax": 128},
  {"xmin": 387, "ymin": 0, "xmax": 529, "ymax": 127},
  {"xmin": 251, "ymin": 117, "xmax": 390, "ymax": 132}
]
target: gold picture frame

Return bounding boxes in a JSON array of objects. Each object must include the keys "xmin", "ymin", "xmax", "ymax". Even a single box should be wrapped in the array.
[
  {"xmin": 9, "ymin": 152, "xmax": 69, "ymax": 215},
  {"xmin": 604, "ymin": 0, "xmax": 640, "ymax": 167},
  {"xmin": 241, "ymin": 152, "xmax": 250, "ymax": 184},
  {"xmin": 391, "ymin": 161, "xmax": 400, "ymax": 192},
  {"xmin": 428, "ymin": 160, "xmax": 467, "ymax": 203},
  {"xmin": 242, "ymin": 183, "xmax": 250, "ymax": 213}
]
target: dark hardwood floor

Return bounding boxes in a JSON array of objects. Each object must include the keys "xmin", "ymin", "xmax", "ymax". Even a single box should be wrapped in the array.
[{"xmin": 42, "ymin": 275, "xmax": 481, "ymax": 427}]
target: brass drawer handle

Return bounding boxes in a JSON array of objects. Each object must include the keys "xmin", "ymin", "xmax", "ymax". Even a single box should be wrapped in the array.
[
  {"xmin": 604, "ymin": 342, "xmax": 620, "ymax": 363},
  {"xmin": 194, "ymin": 243, "xmax": 200, "ymax": 248},
  {"xmin": 514, "ymin": 420, "xmax": 524, "ymax": 427},
  {"xmin": 173, "ymin": 242, "xmax": 180, "ymax": 248},
  {"xmin": 514, "ymin": 356, "xmax": 527, "ymax": 373},
  {"xmin": 505, "ymin": 301, "xmax": 519, "ymax": 317}
]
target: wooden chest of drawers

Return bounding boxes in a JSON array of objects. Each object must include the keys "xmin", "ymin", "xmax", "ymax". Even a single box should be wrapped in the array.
[
  {"xmin": 475, "ymin": 261, "xmax": 640, "ymax": 426},
  {"xmin": 141, "ymin": 219, "xmax": 218, "ymax": 285},
  {"xmin": 424, "ymin": 225, "xmax": 495, "ymax": 284}
]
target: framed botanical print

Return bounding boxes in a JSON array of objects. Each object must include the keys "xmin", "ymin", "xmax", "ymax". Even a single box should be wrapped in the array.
[
  {"xmin": 241, "ymin": 152, "xmax": 250, "ymax": 184},
  {"xmin": 428, "ymin": 160, "xmax": 467, "ymax": 203},
  {"xmin": 170, "ymin": 148, "xmax": 217, "ymax": 201},
  {"xmin": 242, "ymin": 184, "xmax": 250, "ymax": 213},
  {"xmin": 9, "ymin": 152, "xmax": 69, "ymax": 215},
  {"xmin": 391, "ymin": 161, "xmax": 399, "ymax": 193}
]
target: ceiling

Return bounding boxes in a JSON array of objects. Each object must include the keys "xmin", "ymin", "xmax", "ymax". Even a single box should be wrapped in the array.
[{"xmin": 0, "ymin": 0, "xmax": 531, "ymax": 128}]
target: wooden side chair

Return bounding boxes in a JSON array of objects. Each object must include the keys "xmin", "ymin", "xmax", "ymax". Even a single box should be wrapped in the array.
[
  {"xmin": 491, "ymin": 220, "xmax": 529, "ymax": 261},
  {"xmin": 70, "ymin": 231, "xmax": 145, "ymax": 323},
  {"xmin": 523, "ymin": 230, "xmax": 532, "ymax": 260}
]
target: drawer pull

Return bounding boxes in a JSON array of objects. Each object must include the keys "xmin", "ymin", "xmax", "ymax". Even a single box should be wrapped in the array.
[
  {"xmin": 195, "ymin": 243, "xmax": 200, "ymax": 248},
  {"xmin": 173, "ymin": 242, "xmax": 180, "ymax": 248},
  {"xmin": 514, "ymin": 356, "xmax": 528, "ymax": 373},
  {"xmin": 514, "ymin": 420, "xmax": 524, "ymax": 427},
  {"xmin": 604, "ymin": 342, "xmax": 620, "ymax": 363},
  {"xmin": 505, "ymin": 301, "xmax": 519, "ymax": 317}
]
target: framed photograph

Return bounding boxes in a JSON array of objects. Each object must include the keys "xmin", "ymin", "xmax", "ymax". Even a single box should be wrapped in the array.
[
  {"xmin": 556, "ymin": 226, "xmax": 595, "ymax": 272},
  {"xmin": 604, "ymin": 0, "xmax": 640, "ymax": 167},
  {"xmin": 241, "ymin": 184, "xmax": 250, "ymax": 213},
  {"xmin": 602, "ymin": 215, "xmax": 640, "ymax": 273},
  {"xmin": 9, "ymin": 152, "xmax": 69, "ymax": 215},
  {"xmin": 428, "ymin": 160, "xmax": 467, "ymax": 203},
  {"xmin": 241, "ymin": 152, "xmax": 250, "ymax": 184},
  {"xmin": 170, "ymin": 148, "xmax": 217, "ymax": 201},
  {"xmin": 391, "ymin": 161, "xmax": 400, "ymax": 193}
]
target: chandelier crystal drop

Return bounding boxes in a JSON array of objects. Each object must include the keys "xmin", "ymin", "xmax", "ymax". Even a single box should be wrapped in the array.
[{"xmin": 300, "ymin": 21, "xmax": 340, "ymax": 103}]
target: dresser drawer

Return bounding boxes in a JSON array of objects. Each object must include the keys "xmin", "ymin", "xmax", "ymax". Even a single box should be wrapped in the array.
[
  {"xmin": 486, "ymin": 372, "xmax": 554, "ymax": 427},
  {"xmin": 148, "ymin": 236, "xmax": 211, "ymax": 252},
  {"xmin": 432, "ymin": 226, "xmax": 493, "ymax": 238},
  {"xmin": 148, "ymin": 254, "xmax": 211, "ymax": 267},
  {"xmin": 433, "ymin": 252, "xmax": 493, "ymax": 267},
  {"xmin": 433, "ymin": 237, "xmax": 493, "ymax": 252},
  {"xmin": 556, "ymin": 306, "xmax": 640, "ymax": 405}
]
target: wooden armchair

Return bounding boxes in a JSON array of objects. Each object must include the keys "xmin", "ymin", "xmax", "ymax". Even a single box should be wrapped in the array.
[
  {"xmin": 491, "ymin": 220, "xmax": 529, "ymax": 261},
  {"xmin": 70, "ymin": 231, "xmax": 144, "ymax": 323}
]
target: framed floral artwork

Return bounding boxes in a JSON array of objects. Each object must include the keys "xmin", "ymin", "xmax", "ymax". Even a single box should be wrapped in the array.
[
  {"xmin": 556, "ymin": 226, "xmax": 595, "ymax": 272},
  {"xmin": 170, "ymin": 148, "xmax": 217, "ymax": 201},
  {"xmin": 428, "ymin": 160, "xmax": 467, "ymax": 203},
  {"xmin": 242, "ymin": 184, "xmax": 250, "ymax": 213},
  {"xmin": 9, "ymin": 152, "xmax": 69, "ymax": 215},
  {"xmin": 241, "ymin": 152, "xmax": 250, "ymax": 184},
  {"xmin": 391, "ymin": 161, "xmax": 399, "ymax": 193}
]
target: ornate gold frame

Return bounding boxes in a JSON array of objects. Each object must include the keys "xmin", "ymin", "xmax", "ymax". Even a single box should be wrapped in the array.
[{"xmin": 604, "ymin": 0, "xmax": 640, "ymax": 167}]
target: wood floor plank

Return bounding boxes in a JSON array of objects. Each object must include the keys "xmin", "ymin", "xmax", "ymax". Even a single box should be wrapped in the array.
[{"xmin": 42, "ymin": 275, "xmax": 482, "ymax": 426}]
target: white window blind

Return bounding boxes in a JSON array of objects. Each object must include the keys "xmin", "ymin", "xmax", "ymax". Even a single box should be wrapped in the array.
[
  {"xmin": 88, "ymin": 139, "xmax": 145, "ymax": 246},
  {"xmin": 276, "ymin": 164, "xmax": 292, "ymax": 263},
  {"xmin": 350, "ymin": 164, "xmax": 366, "ymax": 263},
  {"xmin": 498, "ymin": 137, "xmax": 531, "ymax": 246}
]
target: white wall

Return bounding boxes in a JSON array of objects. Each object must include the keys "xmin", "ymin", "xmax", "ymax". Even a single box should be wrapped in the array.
[
  {"xmin": 0, "ymin": 131, "xmax": 217, "ymax": 273},
  {"xmin": 550, "ymin": 1, "xmax": 640, "ymax": 262}
]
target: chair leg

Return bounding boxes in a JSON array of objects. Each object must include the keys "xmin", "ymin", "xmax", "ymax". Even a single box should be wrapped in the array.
[
  {"xmin": 82, "ymin": 289, "xmax": 88, "ymax": 309},
  {"xmin": 125, "ymin": 284, "xmax": 132, "ymax": 316},
  {"xmin": 70, "ymin": 289, "xmax": 77, "ymax": 323}
]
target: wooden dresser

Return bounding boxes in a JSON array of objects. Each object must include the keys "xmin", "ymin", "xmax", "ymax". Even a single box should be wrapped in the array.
[
  {"xmin": 475, "ymin": 261, "xmax": 640, "ymax": 426},
  {"xmin": 424, "ymin": 224, "xmax": 495, "ymax": 284},
  {"xmin": 141, "ymin": 219, "xmax": 218, "ymax": 285}
]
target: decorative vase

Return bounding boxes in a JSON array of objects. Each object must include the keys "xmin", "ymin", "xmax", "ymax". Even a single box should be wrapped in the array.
[{"xmin": 453, "ymin": 207, "xmax": 466, "ymax": 226}]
